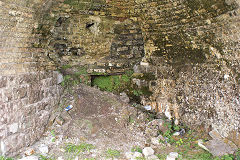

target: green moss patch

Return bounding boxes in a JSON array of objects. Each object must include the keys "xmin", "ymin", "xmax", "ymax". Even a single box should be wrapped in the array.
[{"xmin": 92, "ymin": 71, "xmax": 153, "ymax": 102}]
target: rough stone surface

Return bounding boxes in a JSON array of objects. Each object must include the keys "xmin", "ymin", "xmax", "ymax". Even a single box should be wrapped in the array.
[
  {"xmin": 146, "ymin": 155, "xmax": 159, "ymax": 160},
  {"xmin": 205, "ymin": 139, "xmax": 238, "ymax": 156},
  {"xmin": 133, "ymin": 152, "xmax": 143, "ymax": 159},
  {"xmin": 0, "ymin": 0, "xmax": 240, "ymax": 156},
  {"xmin": 142, "ymin": 147, "xmax": 154, "ymax": 157},
  {"xmin": 19, "ymin": 156, "xmax": 39, "ymax": 160}
]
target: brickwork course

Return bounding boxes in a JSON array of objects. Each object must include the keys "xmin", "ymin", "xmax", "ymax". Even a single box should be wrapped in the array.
[{"xmin": 0, "ymin": 0, "xmax": 239, "ymax": 155}]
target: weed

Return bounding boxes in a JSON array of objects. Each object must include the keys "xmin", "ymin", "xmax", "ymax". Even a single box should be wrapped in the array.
[
  {"xmin": 128, "ymin": 116, "xmax": 135, "ymax": 124},
  {"xmin": 50, "ymin": 130, "xmax": 56, "ymax": 142},
  {"xmin": 65, "ymin": 143, "xmax": 95, "ymax": 154},
  {"xmin": 105, "ymin": 149, "xmax": 121, "ymax": 159},
  {"xmin": 39, "ymin": 155, "xmax": 55, "ymax": 160},
  {"xmin": 156, "ymin": 154, "xmax": 167, "ymax": 160},
  {"xmin": 61, "ymin": 64, "xmax": 72, "ymax": 70},
  {"xmin": 133, "ymin": 90, "xmax": 143, "ymax": 96},
  {"xmin": 0, "ymin": 156, "xmax": 14, "ymax": 160},
  {"xmin": 176, "ymin": 138, "xmax": 184, "ymax": 147},
  {"xmin": 131, "ymin": 146, "xmax": 142, "ymax": 153}
]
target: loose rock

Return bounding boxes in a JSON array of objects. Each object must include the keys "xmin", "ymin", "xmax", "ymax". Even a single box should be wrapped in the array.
[
  {"xmin": 146, "ymin": 155, "xmax": 159, "ymax": 160},
  {"xmin": 142, "ymin": 147, "xmax": 154, "ymax": 157},
  {"xmin": 39, "ymin": 144, "xmax": 49, "ymax": 155},
  {"xmin": 133, "ymin": 152, "xmax": 143, "ymax": 159},
  {"xmin": 57, "ymin": 157, "xmax": 64, "ymax": 160},
  {"xmin": 19, "ymin": 156, "xmax": 38, "ymax": 160},
  {"xmin": 55, "ymin": 116, "xmax": 65, "ymax": 125},
  {"xmin": 166, "ymin": 152, "xmax": 178, "ymax": 160},
  {"xmin": 24, "ymin": 148, "xmax": 35, "ymax": 156},
  {"xmin": 151, "ymin": 137, "xmax": 160, "ymax": 145},
  {"xmin": 205, "ymin": 139, "xmax": 238, "ymax": 157},
  {"xmin": 125, "ymin": 152, "xmax": 134, "ymax": 159}
]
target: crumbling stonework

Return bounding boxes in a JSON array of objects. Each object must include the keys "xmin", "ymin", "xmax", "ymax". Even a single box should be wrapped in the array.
[
  {"xmin": 136, "ymin": 0, "xmax": 240, "ymax": 146},
  {"xmin": 0, "ymin": 0, "xmax": 60, "ymax": 156},
  {"xmin": 0, "ymin": 0, "xmax": 239, "ymax": 156}
]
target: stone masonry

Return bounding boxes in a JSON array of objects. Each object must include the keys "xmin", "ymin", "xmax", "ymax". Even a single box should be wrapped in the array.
[
  {"xmin": 0, "ymin": 0, "xmax": 239, "ymax": 156},
  {"xmin": 0, "ymin": 0, "xmax": 60, "ymax": 156}
]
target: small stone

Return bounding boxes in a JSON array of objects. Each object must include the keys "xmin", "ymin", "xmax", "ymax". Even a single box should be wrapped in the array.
[
  {"xmin": 55, "ymin": 116, "xmax": 65, "ymax": 125},
  {"xmin": 166, "ymin": 155, "xmax": 176, "ymax": 160},
  {"xmin": 140, "ymin": 62, "xmax": 149, "ymax": 66},
  {"xmin": 206, "ymin": 19, "xmax": 211, "ymax": 24},
  {"xmin": 56, "ymin": 71, "xmax": 64, "ymax": 84},
  {"xmin": 169, "ymin": 152, "xmax": 178, "ymax": 158},
  {"xmin": 19, "ymin": 156, "xmax": 38, "ymax": 160},
  {"xmin": 39, "ymin": 144, "xmax": 49, "ymax": 155},
  {"xmin": 120, "ymin": 92, "xmax": 130, "ymax": 103},
  {"xmin": 146, "ymin": 155, "xmax": 159, "ymax": 160},
  {"xmin": 144, "ymin": 105, "xmax": 152, "ymax": 111},
  {"xmin": 142, "ymin": 147, "xmax": 154, "ymax": 157},
  {"xmin": 24, "ymin": 148, "xmax": 35, "ymax": 156},
  {"xmin": 74, "ymin": 157, "xmax": 79, "ymax": 160},
  {"xmin": 173, "ymin": 132, "xmax": 180, "ymax": 136},
  {"xmin": 57, "ymin": 157, "xmax": 64, "ymax": 160},
  {"xmin": 151, "ymin": 137, "xmax": 160, "ymax": 145},
  {"xmin": 125, "ymin": 152, "xmax": 134, "ymax": 159},
  {"xmin": 133, "ymin": 152, "xmax": 143, "ymax": 159},
  {"xmin": 224, "ymin": 74, "xmax": 230, "ymax": 80},
  {"xmin": 8, "ymin": 123, "xmax": 18, "ymax": 133},
  {"xmin": 166, "ymin": 152, "xmax": 178, "ymax": 160}
]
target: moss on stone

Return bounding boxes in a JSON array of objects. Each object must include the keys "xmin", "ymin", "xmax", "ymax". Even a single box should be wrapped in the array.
[
  {"xmin": 184, "ymin": 0, "xmax": 237, "ymax": 17},
  {"xmin": 92, "ymin": 71, "xmax": 153, "ymax": 102},
  {"xmin": 153, "ymin": 32, "xmax": 207, "ymax": 67}
]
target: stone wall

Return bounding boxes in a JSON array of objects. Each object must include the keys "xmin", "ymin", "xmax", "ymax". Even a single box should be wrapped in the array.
[
  {"xmin": 0, "ymin": 0, "xmax": 240, "ymax": 155},
  {"xmin": 35, "ymin": 0, "xmax": 145, "ymax": 74},
  {"xmin": 34, "ymin": 0, "xmax": 240, "ymax": 146},
  {"xmin": 136, "ymin": 0, "xmax": 240, "ymax": 146},
  {"xmin": 0, "ymin": 0, "xmax": 60, "ymax": 156}
]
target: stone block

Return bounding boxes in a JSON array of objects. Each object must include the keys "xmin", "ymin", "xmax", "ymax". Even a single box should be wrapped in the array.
[
  {"xmin": 16, "ymin": 87, "xmax": 28, "ymax": 99},
  {"xmin": 0, "ymin": 77, "xmax": 7, "ymax": 88},
  {"xmin": 8, "ymin": 123, "xmax": 18, "ymax": 134}
]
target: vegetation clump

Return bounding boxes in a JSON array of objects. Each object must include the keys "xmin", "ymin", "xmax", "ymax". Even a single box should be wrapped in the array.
[
  {"xmin": 105, "ymin": 149, "xmax": 121, "ymax": 159},
  {"xmin": 92, "ymin": 70, "xmax": 153, "ymax": 102}
]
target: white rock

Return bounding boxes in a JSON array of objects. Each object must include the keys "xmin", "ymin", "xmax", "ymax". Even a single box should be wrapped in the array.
[
  {"xmin": 39, "ymin": 144, "xmax": 49, "ymax": 155},
  {"xmin": 133, "ymin": 152, "xmax": 143, "ymax": 158},
  {"xmin": 166, "ymin": 152, "xmax": 178, "ymax": 160},
  {"xmin": 74, "ymin": 157, "xmax": 78, "ymax": 160},
  {"xmin": 140, "ymin": 62, "xmax": 149, "ymax": 66},
  {"xmin": 173, "ymin": 132, "xmax": 180, "ymax": 136},
  {"xmin": 57, "ymin": 72, "xmax": 64, "ymax": 84},
  {"xmin": 166, "ymin": 155, "xmax": 176, "ymax": 160},
  {"xmin": 19, "ymin": 156, "xmax": 39, "ymax": 160},
  {"xmin": 9, "ymin": 123, "xmax": 18, "ymax": 133},
  {"xmin": 125, "ymin": 152, "xmax": 134, "ymax": 159},
  {"xmin": 151, "ymin": 137, "xmax": 160, "ymax": 145},
  {"xmin": 146, "ymin": 155, "xmax": 159, "ymax": 160},
  {"xmin": 57, "ymin": 157, "xmax": 64, "ymax": 160},
  {"xmin": 224, "ymin": 74, "xmax": 230, "ymax": 80},
  {"xmin": 143, "ymin": 147, "xmax": 154, "ymax": 157},
  {"xmin": 164, "ymin": 105, "xmax": 172, "ymax": 120},
  {"xmin": 144, "ymin": 105, "xmax": 152, "ymax": 111},
  {"xmin": 169, "ymin": 152, "xmax": 178, "ymax": 158},
  {"xmin": 0, "ymin": 141, "xmax": 6, "ymax": 156},
  {"xmin": 198, "ymin": 139, "xmax": 209, "ymax": 151}
]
